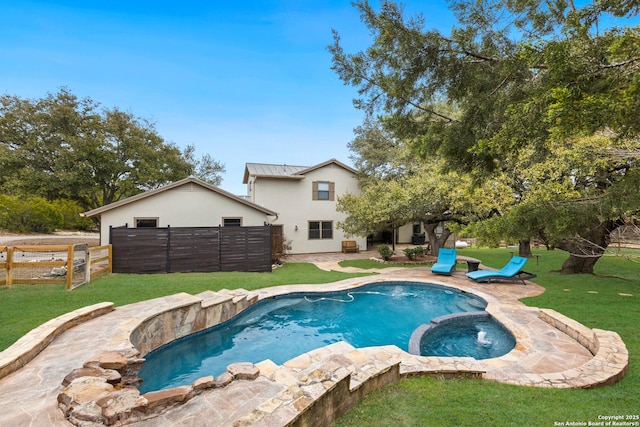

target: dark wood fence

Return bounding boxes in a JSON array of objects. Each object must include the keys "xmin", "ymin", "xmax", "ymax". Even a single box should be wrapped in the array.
[{"xmin": 109, "ymin": 225, "xmax": 274, "ymax": 273}]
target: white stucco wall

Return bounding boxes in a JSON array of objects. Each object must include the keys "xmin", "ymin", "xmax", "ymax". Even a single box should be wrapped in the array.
[
  {"xmin": 251, "ymin": 163, "xmax": 367, "ymax": 254},
  {"xmin": 397, "ymin": 223, "xmax": 416, "ymax": 244},
  {"xmin": 98, "ymin": 182, "xmax": 270, "ymax": 244}
]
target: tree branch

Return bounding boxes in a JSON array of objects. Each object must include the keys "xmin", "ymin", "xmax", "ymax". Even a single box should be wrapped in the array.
[{"xmin": 599, "ymin": 57, "xmax": 640, "ymax": 69}]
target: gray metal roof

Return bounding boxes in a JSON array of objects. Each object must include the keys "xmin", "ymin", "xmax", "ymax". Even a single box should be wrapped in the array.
[
  {"xmin": 243, "ymin": 159, "xmax": 357, "ymax": 183},
  {"xmin": 243, "ymin": 163, "xmax": 309, "ymax": 183},
  {"xmin": 245, "ymin": 163, "xmax": 309, "ymax": 177}
]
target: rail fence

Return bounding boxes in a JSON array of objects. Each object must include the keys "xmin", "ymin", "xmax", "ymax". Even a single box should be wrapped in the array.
[
  {"xmin": 109, "ymin": 225, "xmax": 277, "ymax": 273},
  {"xmin": 611, "ymin": 225, "xmax": 640, "ymax": 250},
  {"xmin": 0, "ymin": 244, "xmax": 112, "ymax": 290}
]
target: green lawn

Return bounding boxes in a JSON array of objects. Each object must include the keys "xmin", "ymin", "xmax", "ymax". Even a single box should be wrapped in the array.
[{"xmin": 1, "ymin": 248, "xmax": 638, "ymax": 426}]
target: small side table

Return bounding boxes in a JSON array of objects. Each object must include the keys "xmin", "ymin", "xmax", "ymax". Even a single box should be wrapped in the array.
[{"xmin": 466, "ymin": 260, "xmax": 480, "ymax": 272}]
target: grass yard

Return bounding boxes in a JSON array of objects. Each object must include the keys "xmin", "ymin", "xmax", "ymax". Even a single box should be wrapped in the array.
[{"xmin": 1, "ymin": 247, "xmax": 638, "ymax": 426}]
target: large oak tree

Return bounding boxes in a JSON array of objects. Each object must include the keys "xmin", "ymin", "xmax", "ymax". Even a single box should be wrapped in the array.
[
  {"xmin": 338, "ymin": 117, "xmax": 513, "ymax": 254},
  {"xmin": 330, "ymin": 0, "xmax": 640, "ymax": 273},
  {"xmin": 0, "ymin": 88, "xmax": 225, "ymax": 212}
]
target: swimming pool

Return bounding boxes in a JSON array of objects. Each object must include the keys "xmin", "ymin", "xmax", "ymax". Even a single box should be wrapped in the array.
[{"xmin": 138, "ymin": 282, "xmax": 513, "ymax": 392}]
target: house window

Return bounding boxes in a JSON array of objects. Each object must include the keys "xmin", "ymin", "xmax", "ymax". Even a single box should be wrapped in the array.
[
  {"xmin": 312, "ymin": 181, "xmax": 335, "ymax": 201},
  {"xmin": 135, "ymin": 218, "xmax": 158, "ymax": 228},
  {"xmin": 309, "ymin": 221, "xmax": 333, "ymax": 239},
  {"xmin": 223, "ymin": 218, "xmax": 242, "ymax": 227}
]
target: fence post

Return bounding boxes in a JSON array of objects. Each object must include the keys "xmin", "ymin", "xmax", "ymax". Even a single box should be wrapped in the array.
[
  {"xmin": 268, "ymin": 224, "xmax": 273, "ymax": 268},
  {"xmin": 166, "ymin": 225, "xmax": 171, "ymax": 273},
  {"xmin": 218, "ymin": 225, "xmax": 222, "ymax": 271},
  {"xmin": 66, "ymin": 245, "xmax": 74, "ymax": 290},
  {"xmin": 6, "ymin": 246, "xmax": 13, "ymax": 288},
  {"xmin": 87, "ymin": 245, "xmax": 93, "ymax": 284},
  {"xmin": 107, "ymin": 244, "xmax": 113, "ymax": 273}
]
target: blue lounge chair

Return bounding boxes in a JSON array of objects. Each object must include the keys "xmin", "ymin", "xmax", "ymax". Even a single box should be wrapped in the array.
[
  {"xmin": 466, "ymin": 256, "xmax": 536, "ymax": 284},
  {"xmin": 431, "ymin": 248, "xmax": 457, "ymax": 275}
]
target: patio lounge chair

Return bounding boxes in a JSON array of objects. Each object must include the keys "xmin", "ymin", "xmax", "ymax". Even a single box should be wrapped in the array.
[
  {"xmin": 466, "ymin": 256, "xmax": 536, "ymax": 284},
  {"xmin": 430, "ymin": 248, "xmax": 457, "ymax": 275}
]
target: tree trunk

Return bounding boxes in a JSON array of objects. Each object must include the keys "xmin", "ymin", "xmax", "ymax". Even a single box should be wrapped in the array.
[
  {"xmin": 518, "ymin": 240, "xmax": 532, "ymax": 257},
  {"xmin": 556, "ymin": 219, "xmax": 624, "ymax": 274},
  {"xmin": 424, "ymin": 222, "xmax": 452, "ymax": 255},
  {"xmin": 391, "ymin": 227, "xmax": 397, "ymax": 251}
]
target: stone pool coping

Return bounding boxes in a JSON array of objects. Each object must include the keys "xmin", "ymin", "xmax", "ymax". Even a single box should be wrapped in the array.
[
  {"xmin": 0, "ymin": 302, "xmax": 115, "ymax": 380},
  {"xmin": 0, "ymin": 270, "xmax": 630, "ymax": 426}
]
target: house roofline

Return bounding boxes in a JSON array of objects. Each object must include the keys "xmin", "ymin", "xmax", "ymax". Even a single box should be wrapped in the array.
[
  {"xmin": 295, "ymin": 158, "xmax": 357, "ymax": 175},
  {"xmin": 82, "ymin": 177, "xmax": 278, "ymax": 218},
  {"xmin": 243, "ymin": 158, "xmax": 357, "ymax": 183},
  {"xmin": 248, "ymin": 174, "xmax": 305, "ymax": 181}
]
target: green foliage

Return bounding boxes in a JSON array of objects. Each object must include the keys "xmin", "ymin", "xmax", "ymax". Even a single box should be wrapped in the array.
[
  {"xmin": 182, "ymin": 145, "xmax": 226, "ymax": 186},
  {"xmin": 0, "ymin": 88, "xmax": 225, "ymax": 212},
  {"xmin": 51, "ymin": 199, "xmax": 94, "ymax": 230},
  {"xmin": 337, "ymin": 179, "xmax": 411, "ymax": 238},
  {"xmin": 0, "ymin": 194, "xmax": 91, "ymax": 233},
  {"xmin": 402, "ymin": 246, "xmax": 424, "ymax": 260},
  {"xmin": 378, "ymin": 244, "xmax": 395, "ymax": 261},
  {"xmin": 0, "ymin": 195, "xmax": 61, "ymax": 232},
  {"xmin": 337, "ymin": 130, "xmax": 487, "ymax": 241},
  {"xmin": 331, "ymin": 1, "xmax": 640, "ymax": 171},
  {"xmin": 339, "ymin": 258, "xmax": 433, "ymax": 269},
  {"xmin": 331, "ymin": 1, "xmax": 640, "ymax": 272}
]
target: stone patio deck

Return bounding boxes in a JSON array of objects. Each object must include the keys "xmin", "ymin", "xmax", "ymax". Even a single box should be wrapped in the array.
[{"xmin": 0, "ymin": 252, "xmax": 629, "ymax": 426}]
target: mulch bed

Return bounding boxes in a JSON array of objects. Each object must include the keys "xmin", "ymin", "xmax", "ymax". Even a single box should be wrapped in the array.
[{"xmin": 377, "ymin": 255, "xmax": 437, "ymax": 265}]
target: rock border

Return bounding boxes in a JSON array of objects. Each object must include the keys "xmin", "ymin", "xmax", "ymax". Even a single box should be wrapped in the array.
[{"xmin": 0, "ymin": 302, "xmax": 115, "ymax": 379}]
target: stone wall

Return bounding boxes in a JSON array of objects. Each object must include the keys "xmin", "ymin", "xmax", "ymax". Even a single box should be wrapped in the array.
[
  {"xmin": 537, "ymin": 309, "xmax": 629, "ymax": 388},
  {"xmin": 130, "ymin": 289, "xmax": 258, "ymax": 356},
  {"xmin": 57, "ymin": 289, "xmax": 263, "ymax": 426}
]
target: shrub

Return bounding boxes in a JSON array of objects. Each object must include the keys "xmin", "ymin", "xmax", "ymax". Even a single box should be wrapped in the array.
[
  {"xmin": 403, "ymin": 246, "xmax": 425, "ymax": 260},
  {"xmin": 21, "ymin": 197, "xmax": 63, "ymax": 232},
  {"xmin": 0, "ymin": 194, "xmax": 18, "ymax": 230},
  {"xmin": 51, "ymin": 199, "xmax": 94, "ymax": 230},
  {"xmin": 0, "ymin": 195, "xmax": 91, "ymax": 233},
  {"xmin": 0, "ymin": 195, "xmax": 57, "ymax": 232},
  {"xmin": 378, "ymin": 244, "xmax": 395, "ymax": 261}
]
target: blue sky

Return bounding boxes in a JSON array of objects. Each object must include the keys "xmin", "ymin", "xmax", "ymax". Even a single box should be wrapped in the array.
[{"xmin": 0, "ymin": 0, "xmax": 455, "ymax": 194}]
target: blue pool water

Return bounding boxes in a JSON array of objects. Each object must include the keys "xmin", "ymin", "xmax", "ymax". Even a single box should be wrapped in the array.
[
  {"xmin": 419, "ymin": 317, "xmax": 516, "ymax": 360},
  {"xmin": 138, "ymin": 282, "xmax": 511, "ymax": 392}
]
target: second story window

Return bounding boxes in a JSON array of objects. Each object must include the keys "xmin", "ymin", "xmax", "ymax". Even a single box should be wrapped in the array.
[{"xmin": 313, "ymin": 181, "xmax": 335, "ymax": 201}]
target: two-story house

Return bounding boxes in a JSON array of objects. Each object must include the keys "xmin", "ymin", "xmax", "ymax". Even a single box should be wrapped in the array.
[{"xmin": 243, "ymin": 159, "xmax": 367, "ymax": 254}]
